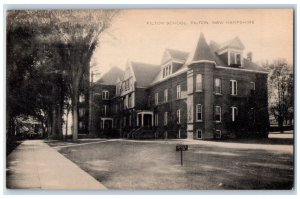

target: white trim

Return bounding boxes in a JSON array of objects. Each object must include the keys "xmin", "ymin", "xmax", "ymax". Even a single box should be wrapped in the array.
[
  {"xmin": 164, "ymin": 88, "xmax": 168, "ymax": 102},
  {"xmin": 171, "ymin": 58, "xmax": 186, "ymax": 64},
  {"xmin": 216, "ymin": 65, "xmax": 269, "ymax": 74},
  {"xmin": 176, "ymin": 84, "xmax": 181, "ymax": 99},
  {"xmin": 231, "ymin": 106, "xmax": 238, "ymax": 122},
  {"xmin": 164, "ymin": 112, "xmax": 168, "ymax": 126},
  {"xmin": 177, "ymin": 109, "xmax": 181, "ymax": 124},
  {"xmin": 103, "ymin": 105, "xmax": 108, "ymax": 116},
  {"xmin": 155, "ymin": 92, "xmax": 159, "ymax": 105},
  {"xmin": 188, "ymin": 60, "xmax": 216, "ymax": 65}
]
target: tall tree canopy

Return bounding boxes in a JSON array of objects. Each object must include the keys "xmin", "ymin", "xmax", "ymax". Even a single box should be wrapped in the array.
[
  {"xmin": 264, "ymin": 59, "xmax": 293, "ymax": 132},
  {"xmin": 6, "ymin": 10, "xmax": 118, "ymax": 140}
]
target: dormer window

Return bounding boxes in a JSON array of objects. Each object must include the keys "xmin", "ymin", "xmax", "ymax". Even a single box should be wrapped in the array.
[
  {"xmin": 229, "ymin": 52, "xmax": 242, "ymax": 67},
  {"xmin": 162, "ymin": 64, "xmax": 172, "ymax": 78}
]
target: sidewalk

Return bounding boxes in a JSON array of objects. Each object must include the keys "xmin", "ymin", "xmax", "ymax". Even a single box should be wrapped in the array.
[{"xmin": 6, "ymin": 140, "xmax": 107, "ymax": 190}]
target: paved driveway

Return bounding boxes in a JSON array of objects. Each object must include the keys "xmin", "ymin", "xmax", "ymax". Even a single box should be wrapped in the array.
[{"xmin": 54, "ymin": 133, "xmax": 294, "ymax": 190}]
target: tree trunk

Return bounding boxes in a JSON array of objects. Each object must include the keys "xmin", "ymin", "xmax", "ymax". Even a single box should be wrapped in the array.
[
  {"xmin": 72, "ymin": 86, "xmax": 79, "ymax": 141},
  {"xmin": 51, "ymin": 106, "xmax": 56, "ymax": 139},
  {"xmin": 47, "ymin": 114, "xmax": 52, "ymax": 139},
  {"xmin": 56, "ymin": 105, "xmax": 63, "ymax": 139},
  {"xmin": 72, "ymin": 102, "xmax": 78, "ymax": 141},
  {"xmin": 278, "ymin": 115, "xmax": 284, "ymax": 133}
]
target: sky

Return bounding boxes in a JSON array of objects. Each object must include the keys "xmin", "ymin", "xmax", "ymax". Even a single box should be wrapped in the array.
[{"xmin": 91, "ymin": 9, "xmax": 294, "ymax": 80}]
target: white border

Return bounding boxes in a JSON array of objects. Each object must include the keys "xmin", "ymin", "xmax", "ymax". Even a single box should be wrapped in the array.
[{"xmin": 0, "ymin": 1, "xmax": 298, "ymax": 199}]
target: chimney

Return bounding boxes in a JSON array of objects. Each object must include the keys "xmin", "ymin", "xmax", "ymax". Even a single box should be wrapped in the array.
[{"xmin": 247, "ymin": 52, "xmax": 253, "ymax": 62}]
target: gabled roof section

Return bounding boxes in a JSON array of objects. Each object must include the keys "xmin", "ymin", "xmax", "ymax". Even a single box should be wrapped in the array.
[
  {"xmin": 218, "ymin": 36, "xmax": 245, "ymax": 51},
  {"xmin": 96, "ymin": 66, "xmax": 124, "ymax": 85},
  {"xmin": 166, "ymin": 48, "xmax": 189, "ymax": 61},
  {"xmin": 192, "ymin": 33, "xmax": 216, "ymax": 62},
  {"xmin": 131, "ymin": 61, "xmax": 161, "ymax": 87},
  {"xmin": 209, "ymin": 40, "xmax": 220, "ymax": 52}
]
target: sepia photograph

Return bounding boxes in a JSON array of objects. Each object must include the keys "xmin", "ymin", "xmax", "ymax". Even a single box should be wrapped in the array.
[{"xmin": 5, "ymin": 8, "xmax": 294, "ymax": 191}]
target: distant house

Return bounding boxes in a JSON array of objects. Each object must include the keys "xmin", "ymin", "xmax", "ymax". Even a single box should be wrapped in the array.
[{"xmin": 91, "ymin": 33, "xmax": 269, "ymax": 139}]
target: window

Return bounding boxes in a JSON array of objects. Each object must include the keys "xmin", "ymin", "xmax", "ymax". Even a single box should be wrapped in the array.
[
  {"xmin": 250, "ymin": 82, "xmax": 255, "ymax": 91},
  {"xmin": 155, "ymin": 93, "xmax": 159, "ymax": 105},
  {"xmin": 177, "ymin": 109, "xmax": 181, "ymax": 124},
  {"xmin": 115, "ymin": 104, "xmax": 118, "ymax": 113},
  {"xmin": 216, "ymin": 130, "xmax": 222, "ymax": 139},
  {"xmin": 155, "ymin": 113, "xmax": 158, "ymax": 126},
  {"xmin": 124, "ymin": 79, "xmax": 130, "ymax": 91},
  {"xmin": 102, "ymin": 90, "xmax": 109, "ymax": 100},
  {"xmin": 116, "ymin": 85, "xmax": 120, "ymax": 95},
  {"xmin": 123, "ymin": 116, "xmax": 126, "ymax": 127},
  {"xmin": 124, "ymin": 95, "xmax": 129, "ymax": 109},
  {"xmin": 230, "ymin": 52, "xmax": 241, "ymax": 66},
  {"xmin": 79, "ymin": 108, "xmax": 85, "ymax": 117},
  {"xmin": 162, "ymin": 64, "xmax": 172, "ymax": 78},
  {"xmin": 79, "ymin": 94, "xmax": 85, "ymax": 102},
  {"xmin": 196, "ymin": 104, "xmax": 203, "ymax": 121},
  {"xmin": 230, "ymin": 80, "xmax": 237, "ymax": 95},
  {"xmin": 214, "ymin": 78, "xmax": 221, "ymax": 94},
  {"xmin": 196, "ymin": 74, "xmax": 203, "ymax": 91},
  {"xmin": 79, "ymin": 121, "xmax": 85, "ymax": 129},
  {"xmin": 197, "ymin": 129, "xmax": 202, "ymax": 139},
  {"xmin": 215, "ymin": 106, "xmax": 221, "ymax": 122},
  {"xmin": 164, "ymin": 112, "xmax": 168, "ymax": 126},
  {"xmin": 128, "ymin": 94, "xmax": 132, "ymax": 108},
  {"xmin": 230, "ymin": 52, "xmax": 235, "ymax": 65},
  {"xmin": 103, "ymin": 105, "xmax": 108, "ymax": 116},
  {"xmin": 236, "ymin": 54, "xmax": 241, "ymax": 65},
  {"xmin": 177, "ymin": 85, "xmax": 181, "ymax": 99},
  {"xmin": 164, "ymin": 89, "xmax": 168, "ymax": 102},
  {"xmin": 129, "ymin": 115, "xmax": 132, "ymax": 127},
  {"xmin": 231, "ymin": 107, "xmax": 238, "ymax": 122}
]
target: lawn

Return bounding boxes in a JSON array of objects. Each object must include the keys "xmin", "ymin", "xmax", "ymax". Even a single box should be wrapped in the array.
[{"xmin": 52, "ymin": 133, "xmax": 294, "ymax": 190}]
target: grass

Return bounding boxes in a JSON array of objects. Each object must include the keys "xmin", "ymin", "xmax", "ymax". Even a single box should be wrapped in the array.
[{"xmin": 52, "ymin": 134, "xmax": 294, "ymax": 190}]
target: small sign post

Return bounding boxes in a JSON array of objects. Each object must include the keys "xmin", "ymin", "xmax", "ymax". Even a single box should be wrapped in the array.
[{"xmin": 176, "ymin": 144, "xmax": 188, "ymax": 166}]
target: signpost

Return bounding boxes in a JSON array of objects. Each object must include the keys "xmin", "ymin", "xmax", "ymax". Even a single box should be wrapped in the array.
[{"xmin": 176, "ymin": 144, "xmax": 188, "ymax": 166}]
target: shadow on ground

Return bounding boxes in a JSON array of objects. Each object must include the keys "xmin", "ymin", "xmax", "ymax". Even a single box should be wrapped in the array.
[{"xmin": 51, "ymin": 137, "xmax": 294, "ymax": 190}]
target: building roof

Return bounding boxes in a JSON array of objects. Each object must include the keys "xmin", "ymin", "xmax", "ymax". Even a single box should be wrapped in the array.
[
  {"xmin": 131, "ymin": 61, "xmax": 161, "ymax": 87},
  {"xmin": 166, "ymin": 48, "xmax": 189, "ymax": 61},
  {"xmin": 96, "ymin": 66, "xmax": 124, "ymax": 85},
  {"xmin": 189, "ymin": 33, "xmax": 267, "ymax": 73},
  {"xmin": 242, "ymin": 58, "xmax": 269, "ymax": 72},
  {"xmin": 218, "ymin": 36, "xmax": 245, "ymax": 51},
  {"xmin": 192, "ymin": 33, "xmax": 216, "ymax": 62}
]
